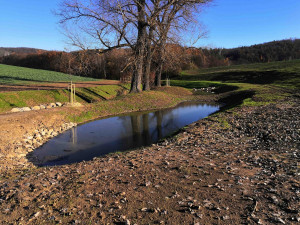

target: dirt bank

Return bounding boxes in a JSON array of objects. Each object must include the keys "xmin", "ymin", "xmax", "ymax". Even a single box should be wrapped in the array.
[
  {"xmin": 0, "ymin": 87, "xmax": 213, "ymax": 173},
  {"xmin": 0, "ymin": 90, "xmax": 299, "ymax": 224}
]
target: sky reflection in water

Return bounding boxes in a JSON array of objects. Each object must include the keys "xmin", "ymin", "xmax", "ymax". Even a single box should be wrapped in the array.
[{"xmin": 32, "ymin": 102, "xmax": 219, "ymax": 166}]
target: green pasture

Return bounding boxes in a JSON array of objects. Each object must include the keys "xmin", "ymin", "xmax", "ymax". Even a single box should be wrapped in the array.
[
  {"xmin": 177, "ymin": 59, "xmax": 300, "ymax": 90},
  {"xmin": 172, "ymin": 59, "xmax": 300, "ymax": 107},
  {"xmin": 0, "ymin": 64, "xmax": 99, "ymax": 84}
]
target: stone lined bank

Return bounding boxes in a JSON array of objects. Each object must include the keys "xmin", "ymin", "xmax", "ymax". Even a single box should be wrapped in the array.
[
  {"xmin": 10, "ymin": 102, "xmax": 64, "ymax": 113},
  {"xmin": 8, "ymin": 122, "xmax": 77, "ymax": 162}
]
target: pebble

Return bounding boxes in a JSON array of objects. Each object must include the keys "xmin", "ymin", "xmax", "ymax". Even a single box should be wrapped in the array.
[{"xmin": 34, "ymin": 212, "xmax": 41, "ymax": 218}]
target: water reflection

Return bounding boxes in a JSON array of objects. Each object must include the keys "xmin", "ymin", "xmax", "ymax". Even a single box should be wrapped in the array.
[
  {"xmin": 71, "ymin": 127, "xmax": 77, "ymax": 145},
  {"xmin": 31, "ymin": 102, "xmax": 219, "ymax": 166}
]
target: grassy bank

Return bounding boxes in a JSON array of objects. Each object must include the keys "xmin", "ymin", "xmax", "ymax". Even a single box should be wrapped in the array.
[
  {"xmin": 65, "ymin": 87, "xmax": 195, "ymax": 123},
  {"xmin": 0, "ymin": 84, "xmax": 130, "ymax": 113}
]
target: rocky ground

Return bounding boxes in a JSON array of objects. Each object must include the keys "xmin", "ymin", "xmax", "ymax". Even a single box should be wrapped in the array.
[{"xmin": 0, "ymin": 94, "xmax": 299, "ymax": 224}]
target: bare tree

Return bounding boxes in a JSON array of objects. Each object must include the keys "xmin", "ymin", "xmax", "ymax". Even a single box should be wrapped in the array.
[
  {"xmin": 143, "ymin": 26, "xmax": 154, "ymax": 91},
  {"xmin": 130, "ymin": 0, "xmax": 147, "ymax": 92},
  {"xmin": 57, "ymin": 0, "xmax": 212, "ymax": 91},
  {"xmin": 152, "ymin": 0, "xmax": 211, "ymax": 87}
]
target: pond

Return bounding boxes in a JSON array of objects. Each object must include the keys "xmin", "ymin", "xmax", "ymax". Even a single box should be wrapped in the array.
[{"xmin": 31, "ymin": 102, "xmax": 219, "ymax": 166}]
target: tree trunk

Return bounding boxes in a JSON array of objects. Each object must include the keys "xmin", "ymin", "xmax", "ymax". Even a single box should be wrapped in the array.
[
  {"xmin": 143, "ymin": 27, "xmax": 153, "ymax": 91},
  {"xmin": 155, "ymin": 47, "xmax": 163, "ymax": 87},
  {"xmin": 103, "ymin": 55, "xmax": 107, "ymax": 79},
  {"xmin": 155, "ymin": 62, "xmax": 162, "ymax": 87},
  {"xmin": 130, "ymin": 0, "xmax": 146, "ymax": 93}
]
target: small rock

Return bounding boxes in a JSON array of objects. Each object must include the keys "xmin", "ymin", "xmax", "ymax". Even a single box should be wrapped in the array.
[
  {"xmin": 34, "ymin": 212, "xmax": 41, "ymax": 218},
  {"xmin": 160, "ymin": 210, "xmax": 168, "ymax": 215},
  {"xmin": 22, "ymin": 107, "xmax": 31, "ymax": 112},
  {"xmin": 275, "ymin": 217, "xmax": 285, "ymax": 224},
  {"xmin": 195, "ymin": 213, "xmax": 203, "ymax": 218},
  {"xmin": 11, "ymin": 108, "xmax": 21, "ymax": 113},
  {"xmin": 31, "ymin": 106, "xmax": 41, "ymax": 111},
  {"xmin": 49, "ymin": 216, "xmax": 55, "ymax": 220},
  {"xmin": 271, "ymin": 196, "xmax": 279, "ymax": 204},
  {"xmin": 25, "ymin": 145, "xmax": 33, "ymax": 149},
  {"xmin": 25, "ymin": 135, "xmax": 33, "ymax": 140},
  {"xmin": 222, "ymin": 215, "xmax": 230, "ymax": 220}
]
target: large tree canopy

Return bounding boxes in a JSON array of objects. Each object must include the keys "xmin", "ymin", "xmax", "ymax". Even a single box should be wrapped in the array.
[{"xmin": 58, "ymin": 0, "xmax": 212, "ymax": 92}]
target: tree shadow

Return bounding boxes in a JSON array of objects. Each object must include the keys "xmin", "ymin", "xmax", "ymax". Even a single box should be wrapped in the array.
[{"xmin": 217, "ymin": 90, "xmax": 255, "ymax": 112}]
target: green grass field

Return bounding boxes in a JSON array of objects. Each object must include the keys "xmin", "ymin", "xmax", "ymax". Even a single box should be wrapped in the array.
[
  {"xmin": 0, "ymin": 64, "xmax": 99, "ymax": 84},
  {"xmin": 177, "ymin": 59, "xmax": 300, "ymax": 90},
  {"xmin": 0, "ymin": 64, "xmax": 131, "ymax": 113},
  {"xmin": 172, "ymin": 59, "xmax": 300, "ymax": 107}
]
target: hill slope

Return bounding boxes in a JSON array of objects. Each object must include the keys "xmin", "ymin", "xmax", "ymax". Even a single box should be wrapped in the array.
[
  {"xmin": 0, "ymin": 47, "xmax": 46, "ymax": 57},
  {"xmin": 177, "ymin": 59, "xmax": 300, "ymax": 90}
]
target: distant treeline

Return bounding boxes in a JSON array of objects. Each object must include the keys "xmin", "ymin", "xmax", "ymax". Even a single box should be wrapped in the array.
[
  {"xmin": 219, "ymin": 38, "xmax": 300, "ymax": 64},
  {"xmin": 1, "ymin": 39, "xmax": 299, "ymax": 80},
  {"xmin": 0, "ymin": 49, "xmax": 131, "ymax": 80},
  {"xmin": 0, "ymin": 47, "xmax": 45, "ymax": 57}
]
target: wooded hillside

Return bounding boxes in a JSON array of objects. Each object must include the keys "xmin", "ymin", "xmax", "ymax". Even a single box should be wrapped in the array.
[{"xmin": 0, "ymin": 39, "xmax": 299, "ymax": 81}]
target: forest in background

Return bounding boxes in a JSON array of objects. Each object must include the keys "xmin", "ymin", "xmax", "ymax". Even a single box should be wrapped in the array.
[{"xmin": 1, "ymin": 39, "xmax": 299, "ymax": 82}]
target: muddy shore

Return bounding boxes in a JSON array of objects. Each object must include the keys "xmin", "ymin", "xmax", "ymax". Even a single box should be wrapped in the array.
[
  {"xmin": 0, "ymin": 87, "xmax": 217, "ymax": 173},
  {"xmin": 0, "ymin": 91, "xmax": 299, "ymax": 224}
]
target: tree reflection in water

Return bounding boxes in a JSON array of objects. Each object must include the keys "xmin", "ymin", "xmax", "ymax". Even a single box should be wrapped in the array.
[{"xmin": 31, "ymin": 102, "xmax": 219, "ymax": 166}]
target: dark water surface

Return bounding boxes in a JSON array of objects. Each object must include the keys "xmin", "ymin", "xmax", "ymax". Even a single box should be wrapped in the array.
[{"xmin": 32, "ymin": 102, "xmax": 219, "ymax": 166}]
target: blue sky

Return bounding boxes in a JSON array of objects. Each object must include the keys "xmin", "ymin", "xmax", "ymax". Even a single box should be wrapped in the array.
[
  {"xmin": 196, "ymin": 0, "xmax": 300, "ymax": 48},
  {"xmin": 0, "ymin": 0, "xmax": 299, "ymax": 50}
]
